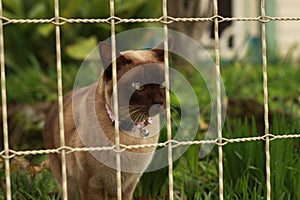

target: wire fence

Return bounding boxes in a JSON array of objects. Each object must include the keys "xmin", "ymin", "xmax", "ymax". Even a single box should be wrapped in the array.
[{"xmin": 1, "ymin": 0, "xmax": 300, "ymax": 200}]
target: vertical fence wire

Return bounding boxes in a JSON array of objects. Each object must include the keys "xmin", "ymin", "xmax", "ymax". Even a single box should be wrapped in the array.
[
  {"xmin": 3, "ymin": 1, "xmax": 300, "ymax": 199},
  {"xmin": 162, "ymin": 0, "xmax": 174, "ymax": 200},
  {"xmin": 260, "ymin": 0, "xmax": 271, "ymax": 199},
  {"xmin": 0, "ymin": 0, "xmax": 11, "ymax": 199},
  {"xmin": 109, "ymin": 0, "xmax": 122, "ymax": 199},
  {"xmin": 213, "ymin": 0, "xmax": 224, "ymax": 199},
  {"xmin": 54, "ymin": 0, "xmax": 68, "ymax": 199}
]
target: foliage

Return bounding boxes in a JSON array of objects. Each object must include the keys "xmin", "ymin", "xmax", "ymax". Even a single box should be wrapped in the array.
[
  {"xmin": 2, "ymin": 0, "xmax": 162, "ymax": 71},
  {"xmin": 1, "ymin": 59, "xmax": 300, "ymax": 198},
  {"xmin": 2, "ymin": 1, "xmax": 300, "ymax": 199},
  {"xmin": 0, "ymin": 156, "xmax": 59, "ymax": 200},
  {"xmin": 222, "ymin": 115, "xmax": 300, "ymax": 199},
  {"xmin": 6, "ymin": 64, "xmax": 78, "ymax": 104},
  {"xmin": 222, "ymin": 63, "xmax": 300, "ymax": 117},
  {"xmin": 270, "ymin": 116, "xmax": 300, "ymax": 200},
  {"xmin": 133, "ymin": 115, "xmax": 300, "ymax": 200},
  {"xmin": 1, "ymin": 115, "xmax": 299, "ymax": 199}
]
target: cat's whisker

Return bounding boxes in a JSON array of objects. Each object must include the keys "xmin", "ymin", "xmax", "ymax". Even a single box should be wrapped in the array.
[
  {"xmin": 135, "ymin": 113, "xmax": 145, "ymax": 123},
  {"xmin": 130, "ymin": 109, "xmax": 146, "ymax": 116},
  {"xmin": 137, "ymin": 115, "xmax": 143, "ymax": 123},
  {"xmin": 133, "ymin": 113, "xmax": 142, "ymax": 122},
  {"xmin": 118, "ymin": 109, "xmax": 131, "ymax": 115},
  {"xmin": 141, "ymin": 114, "xmax": 147, "ymax": 122}
]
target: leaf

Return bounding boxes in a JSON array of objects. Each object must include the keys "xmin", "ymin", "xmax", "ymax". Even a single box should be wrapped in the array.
[
  {"xmin": 3, "ymin": 0, "xmax": 23, "ymax": 17},
  {"xmin": 61, "ymin": 0, "xmax": 81, "ymax": 17},
  {"xmin": 37, "ymin": 24, "xmax": 54, "ymax": 38},
  {"xmin": 66, "ymin": 37, "xmax": 98, "ymax": 60},
  {"xmin": 28, "ymin": 3, "xmax": 46, "ymax": 18},
  {"xmin": 115, "ymin": 0, "xmax": 148, "ymax": 17}
]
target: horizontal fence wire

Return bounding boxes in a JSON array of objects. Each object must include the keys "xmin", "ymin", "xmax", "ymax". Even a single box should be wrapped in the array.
[
  {"xmin": 1, "ymin": 134, "xmax": 300, "ymax": 159},
  {"xmin": 1, "ymin": 2, "xmax": 300, "ymax": 200},
  {"xmin": 1, "ymin": 15, "xmax": 300, "ymax": 26}
]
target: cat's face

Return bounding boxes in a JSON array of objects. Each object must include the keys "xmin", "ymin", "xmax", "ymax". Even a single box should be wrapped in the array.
[
  {"xmin": 117, "ymin": 62, "xmax": 166, "ymax": 122},
  {"xmin": 99, "ymin": 43, "xmax": 168, "ymax": 123}
]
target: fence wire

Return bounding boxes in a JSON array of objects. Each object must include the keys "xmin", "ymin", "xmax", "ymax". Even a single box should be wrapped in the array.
[
  {"xmin": 1, "ymin": 16, "xmax": 300, "ymax": 25},
  {"xmin": 212, "ymin": 0, "xmax": 224, "ymax": 199},
  {"xmin": 109, "ymin": 0, "xmax": 122, "ymax": 199},
  {"xmin": 1, "ymin": 0, "xmax": 300, "ymax": 200},
  {"xmin": 260, "ymin": 0, "xmax": 271, "ymax": 199},
  {"xmin": 53, "ymin": 0, "xmax": 68, "ymax": 199},
  {"xmin": 0, "ymin": 0, "xmax": 11, "ymax": 199}
]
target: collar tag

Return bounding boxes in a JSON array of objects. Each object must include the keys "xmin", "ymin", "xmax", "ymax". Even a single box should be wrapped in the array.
[
  {"xmin": 105, "ymin": 104, "xmax": 152, "ymax": 136},
  {"xmin": 139, "ymin": 128, "xmax": 150, "ymax": 137}
]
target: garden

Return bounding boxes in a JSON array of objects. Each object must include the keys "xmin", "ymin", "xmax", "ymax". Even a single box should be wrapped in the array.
[{"xmin": 1, "ymin": 0, "xmax": 300, "ymax": 199}]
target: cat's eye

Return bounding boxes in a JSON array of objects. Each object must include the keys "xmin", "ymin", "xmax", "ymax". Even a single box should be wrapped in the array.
[
  {"xmin": 132, "ymin": 82, "xmax": 144, "ymax": 91},
  {"xmin": 160, "ymin": 81, "xmax": 166, "ymax": 89}
]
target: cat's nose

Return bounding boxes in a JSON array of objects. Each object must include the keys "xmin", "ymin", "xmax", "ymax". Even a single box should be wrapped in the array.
[
  {"xmin": 153, "ymin": 99, "xmax": 164, "ymax": 105},
  {"xmin": 149, "ymin": 104, "xmax": 165, "ymax": 116}
]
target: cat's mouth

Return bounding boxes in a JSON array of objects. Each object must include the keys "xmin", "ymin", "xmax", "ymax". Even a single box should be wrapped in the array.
[
  {"xmin": 107, "ymin": 104, "xmax": 165, "ymax": 134},
  {"xmin": 124, "ymin": 104, "xmax": 165, "ymax": 123}
]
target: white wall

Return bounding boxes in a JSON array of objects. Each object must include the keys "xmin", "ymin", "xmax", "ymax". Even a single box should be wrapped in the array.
[{"xmin": 277, "ymin": 0, "xmax": 300, "ymax": 57}]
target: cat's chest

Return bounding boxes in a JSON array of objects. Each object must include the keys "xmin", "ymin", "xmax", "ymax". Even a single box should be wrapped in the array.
[{"xmin": 120, "ymin": 115, "xmax": 161, "ymax": 140}]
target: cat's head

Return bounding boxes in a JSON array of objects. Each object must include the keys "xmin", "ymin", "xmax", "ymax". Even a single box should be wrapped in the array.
[{"xmin": 98, "ymin": 40, "xmax": 172, "ymax": 125}]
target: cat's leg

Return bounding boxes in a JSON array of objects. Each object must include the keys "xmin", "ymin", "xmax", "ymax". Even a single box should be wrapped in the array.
[
  {"xmin": 122, "ymin": 177, "xmax": 140, "ymax": 200},
  {"xmin": 47, "ymin": 154, "xmax": 62, "ymax": 183},
  {"xmin": 106, "ymin": 186, "xmax": 136, "ymax": 200},
  {"xmin": 78, "ymin": 179, "xmax": 104, "ymax": 200},
  {"xmin": 66, "ymin": 176, "xmax": 79, "ymax": 200}
]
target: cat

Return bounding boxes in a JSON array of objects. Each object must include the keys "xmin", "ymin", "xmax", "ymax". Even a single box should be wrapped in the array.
[{"xmin": 43, "ymin": 39, "xmax": 171, "ymax": 199}]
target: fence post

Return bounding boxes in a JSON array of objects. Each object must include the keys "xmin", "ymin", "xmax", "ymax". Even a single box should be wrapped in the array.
[
  {"xmin": 260, "ymin": 0, "xmax": 271, "ymax": 199},
  {"xmin": 54, "ymin": 0, "xmax": 68, "ymax": 199},
  {"xmin": 0, "ymin": 0, "xmax": 11, "ymax": 199},
  {"xmin": 109, "ymin": 0, "xmax": 122, "ymax": 199},
  {"xmin": 162, "ymin": 0, "xmax": 174, "ymax": 199},
  {"xmin": 213, "ymin": 0, "xmax": 224, "ymax": 199}
]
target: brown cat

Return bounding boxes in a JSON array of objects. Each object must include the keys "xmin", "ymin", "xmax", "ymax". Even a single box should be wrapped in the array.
[{"xmin": 43, "ymin": 40, "xmax": 170, "ymax": 199}]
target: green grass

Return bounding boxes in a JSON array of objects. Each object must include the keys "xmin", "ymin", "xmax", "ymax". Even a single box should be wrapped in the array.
[
  {"xmin": 133, "ymin": 115, "xmax": 300, "ymax": 200},
  {"xmin": 223, "ymin": 116, "xmax": 300, "ymax": 200},
  {"xmin": 222, "ymin": 63, "xmax": 300, "ymax": 115},
  {"xmin": 2, "ymin": 115, "xmax": 299, "ymax": 199},
  {"xmin": 1, "ymin": 62, "xmax": 300, "ymax": 199},
  {"xmin": 0, "ymin": 156, "xmax": 59, "ymax": 200},
  {"xmin": 6, "ymin": 64, "xmax": 79, "ymax": 104}
]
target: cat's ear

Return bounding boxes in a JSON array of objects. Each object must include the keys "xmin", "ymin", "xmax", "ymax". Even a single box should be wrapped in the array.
[
  {"xmin": 151, "ymin": 37, "xmax": 173, "ymax": 62},
  {"xmin": 99, "ymin": 42, "xmax": 122, "ymax": 68},
  {"xmin": 98, "ymin": 42, "xmax": 130, "ymax": 79}
]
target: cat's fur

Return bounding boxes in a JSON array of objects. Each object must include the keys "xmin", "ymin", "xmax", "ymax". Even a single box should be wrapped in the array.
[{"xmin": 43, "ymin": 41, "xmax": 169, "ymax": 199}]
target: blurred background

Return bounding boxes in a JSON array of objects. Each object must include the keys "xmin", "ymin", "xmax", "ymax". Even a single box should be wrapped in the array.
[{"xmin": 1, "ymin": 0, "xmax": 300, "ymax": 199}]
